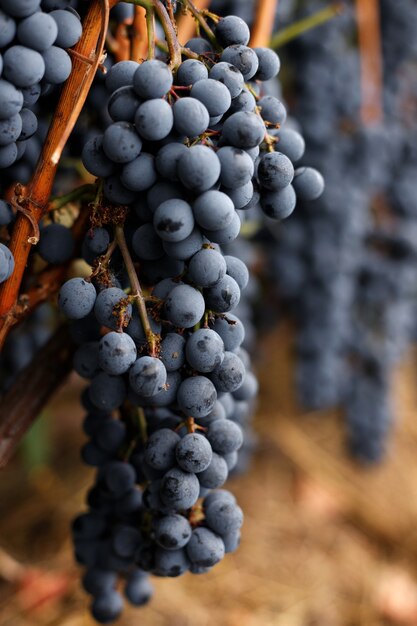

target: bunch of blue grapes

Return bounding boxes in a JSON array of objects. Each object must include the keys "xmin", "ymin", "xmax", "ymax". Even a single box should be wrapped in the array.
[
  {"xmin": 0, "ymin": 0, "xmax": 82, "ymax": 172},
  {"xmin": 54, "ymin": 13, "xmax": 323, "ymax": 622},
  {"xmin": 265, "ymin": 0, "xmax": 417, "ymax": 463}
]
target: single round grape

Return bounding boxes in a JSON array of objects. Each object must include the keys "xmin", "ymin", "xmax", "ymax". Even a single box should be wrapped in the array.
[
  {"xmin": 153, "ymin": 547, "xmax": 190, "ymax": 577},
  {"xmin": 223, "ymin": 180, "xmax": 254, "ymax": 209},
  {"xmin": 0, "ymin": 79, "xmax": 23, "ymax": 119},
  {"xmin": 177, "ymin": 144, "xmax": 220, "ymax": 192},
  {"xmin": 129, "ymin": 356, "xmax": 167, "ymax": 397},
  {"xmin": 221, "ymin": 45, "xmax": 259, "ymax": 80},
  {"xmin": 292, "ymin": 166, "xmax": 325, "ymax": 200},
  {"xmin": 133, "ymin": 59, "xmax": 173, "ymax": 99},
  {"xmin": 160, "ymin": 467, "xmax": 200, "ymax": 511},
  {"xmin": 59, "ymin": 278, "xmax": 97, "ymax": 320},
  {"xmin": 73, "ymin": 341, "xmax": 100, "ymax": 378},
  {"xmin": 207, "ymin": 419, "xmax": 243, "ymax": 454},
  {"xmin": 132, "ymin": 223, "xmax": 164, "ymax": 261},
  {"xmin": 164, "ymin": 284, "xmax": 205, "ymax": 328},
  {"xmin": 19, "ymin": 108, "xmax": 37, "ymax": 140},
  {"xmin": 108, "ymin": 85, "xmax": 141, "ymax": 123},
  {"xmin": 82, "ymin": 568, "xmax": 117, "ymax": 597},
  {"xmin": 186, "ymin": 328, "xmax": 224, "ymax": 373},
  {"xmin": 144, "ymin": 428, "xmax": 180, "ymax": 471},
  {"xmin": 193, "ymin": 190, "xmax": 235, "ymax": 231},
  {"xmin": 205, "ymin": 500, "xmax": 243, "ymax": 536},
  {"xmin": 186, "ymin": 527, "xmax": 224, "ymax": 567},
  {"xmin": 217, "ymin": 146, "xmax": 254, "ymax": 189},
  {"xmin": 111, "ymin": 525, "xmax": 141, "ymax": 559},
  {"xmin": 203, "ymin": 489, "xmax": 236, "ymax": 510},
  {"xmin": 154, "ymin": 514, "xmax": 192, "ymax": 550},
  {"xmin": 224, "ymin": 256, "xmax": 249, "ymax": 290},
  {"xmin": 0, "ymin": 242, "xmax": 14, "ymax": 282},
  {"xmin": 229, "ymin": 88, "xmax": 256, "ymax": 114},
  {"xmin": 94, "ymin": 287, "xmax": 132, "ymax": 331},
  {"xmin": 221, "ymin": 111, "xmax": 265, "ymax": 149},
  {"xmin": 184, "ymin": 37, "xmax": 212, "ymax": 55},
  {"xmin": 147, "ymin": 180, "xmax": 185, "ymax": 213},
  {"xmin": 254, "ymin": 47, "xmax": 281, "ymax": 80},
  {"xmin": 103, "ymin": 175, "xmax": 136, "ymax": 204},
  {"xmin": 275, "ymin": 127, "xmax": 305, "ymax": 162},
  {"xmin": 0, "ymin": 113, "xmax": 22, "ymax": 146},
  {"xmin": 188, "ymin": 247, "xmax": 227, "ymax": 288},
  {"xmin": 196, "ymin": 452, "xmax": 228, "ymax": 489},
  {"xmin": 50, "ymin": 9, "xmax": 82, "ymax": 48},
  {"xmin": 176, "ymin": 432, "xmax": 212, "ymax": 473},
  {"xmin": 0, "ymin": 142, "xmax": 17, "ymax": 167},
  {"xmin": 0, "ymin": 10, "xmax": 16, "ymax": 48},
  {"xmin": 105, "ymin": 60, "xmax": 139, "ymax": 92},
  {"xmin": 135, "ymin": 98, "xmax": 173, "ymax": 141},
  {"xmin": 103, "ymin": 121, "xmax": 142, "ymax": 164},
  {"xmin": 126, "ymin": 307, "xmax": 161, "ymax": 347},
  {"xmin": 258, "ymin": 151, "xmax": 294, "ymax": 191},
  {"xmin": 210, "ymin": 351, "xmax": 245, "ymax": 393},
  {"xmin": 82, "ymin": 135, "xmax": 116, "ymax": 178},
  {"xmin": 173, "ymin": 97, "xmax": 209, "ymax": 137},
  {"xmin": 258, "ymin": 95, "xmax": 287, "ymax": 126},
  {"xmin": 204, "ymin": 274, "xmax": 241, "ymax": 314},
  {"xmin": 206, "ymin": 211, "xmax": 241, "ymax": 245},
  {"xmin": 0, "ymin": 0, "xmax": 40, "ymax": 18},
  {"xmin": 190, "ymin": 79, "xmax": 231, "ymax": 117},
  {"xmin": 153, "ymin": 198, "xmax": 194, "ymax": 243},
  {"xmin": 89, "ymin": 372, "xmax": 126, "ymax": 411},
  {"xmin": 91, "ymin": 590, "xmax": 124, "ymax": 624},
  {"xmin": 121, "ymin": 152, "xmax": 157, "ymax": 192},
  {"xmin": 125, "ymin": 570, "xmax": 153, "ymax": 607},
  {"xmin": 233, "ymin": 370, "xmax": 258, "ymax": 401},
  {"xmin": 0, "ymin": 199, "xmax": 13, "ymax": 225},
  {"xmin": 3, "ymin": 46, "xmax": 45, "ymax": 88},
  {"xmin": 37, "ymin": 223, "xmax": 74, "ymax": 264},
  {"xmin": 98, "ymin": 331, "xmax": 137, "ymax": 375},
  {"xmin": 176, "ymin": 59, "xmax": 208, "ymax": 86},
  {"xmin": 84, "ymin": 227, "xmax": 110, "ymax": 256},
  {"xmin": 215, "ymin": 15, "xmax": 250, "ymax": 47},
  {"xmin": 42, "ymin": 46, "xmax": 72, "ymax": 84},
  {"xmin": 17, "ymin": 12, "xmax": 57, "ymax": 51},
  {"xmin": 212, "ymin": 313, "xmax": 245, "ymax": 352},
  {"xmin": 103, "ymin": 460, "xmax": 136, "ymax": 495},
  {"xmin": 155, "ymin": 142, "xmax": 188, "ymax": 182},
  {"xmin": 149, "ymin": 370, "xmax": 182, "ymax": 408},
  {"xmin": 177, "ymin": 375, "xmax": 217, "ymax": 418},
  {"xmin": 260, "ymin": 184, "xmax": 296, "ymax": 220},
  {"xmin": 209, "ymin": 62, "xmax": 244, "ymax": 99},
  {"xmin": 160, "ymin": 332, "xmax": 186, "ymax": 372},
  {"xmin": 162, "ymin": 227, "xmax": 203, "ymax": 261},
  {"xmin": 21, "ymin": 83, "xmax": 41, "ymax": 107}
]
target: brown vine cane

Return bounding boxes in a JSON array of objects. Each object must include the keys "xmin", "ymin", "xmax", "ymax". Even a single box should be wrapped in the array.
[{"xmin": 0, "ymin": 0, "xmax": 111, "ymax": 348}]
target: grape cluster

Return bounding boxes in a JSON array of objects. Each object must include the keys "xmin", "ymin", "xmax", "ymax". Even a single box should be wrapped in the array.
[{"xmin": 0, "ymin": 0, "xmax": 82, "ymax": 170}]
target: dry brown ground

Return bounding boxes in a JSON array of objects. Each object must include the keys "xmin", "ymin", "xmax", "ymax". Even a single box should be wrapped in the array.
[{"xmin": 1, "ymin": 324, "xmax": 417, "ymax": 626}]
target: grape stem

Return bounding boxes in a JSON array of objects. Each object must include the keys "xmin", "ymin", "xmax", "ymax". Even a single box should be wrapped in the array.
[
  {"xmin": 145, "ymin": 4, "xmax": 155, "ymax": 59},
  {"xmin": 48, "ymin": 184, "xmax": 95, "ymax": 212},
  {"xmin": 126, "ymin": 0, "xmax": 182, "ymax": 68},
  {"xmin": 181, "ymin": 0, "xmax": 219, "ymax": 49},
  {"xmin": 114, "ymin": 225, "xmax": 157, "ymax": 357}
]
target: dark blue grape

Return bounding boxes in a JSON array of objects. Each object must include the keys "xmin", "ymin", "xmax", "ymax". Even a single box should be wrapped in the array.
[
  {"xmin": 144, "ymin": 428, "xmax": 180, "ymax": 471},
  {"xmin": 94, "ymin": 287, "xmax": 132, "ymax": 331},
  {"xmin": 193, "ymin": 190, "xmax": 235, "ymax": 231},
  {"xmin": 176, "ymin": 433, "xmax": 212, "ymax": 473},
  {"xmin": 173, "ymin": 97, "xmax": 209, "ymax": 137},
  {"xmin": 42, "ymin": 46, "xmax": 72, "ymax": 84},
  {"xmin": 190, "ymin": 79, "xmax": 231, "ymax": 117},
  {"xmin": 188, "ymin": 247, "xmax": 227, "ymax": 288},
  {"xmin": 37, "ymin": 223, "xmax": 74, "ymax": 264},
  {"xmin": 220, "ymin": 45, "xmax": 259, "ymax": 80},
  {"xmin": 292, "ymin": 167, "xmax": 325, "ymax": 200},
  {"xmin": 50, "ymin": 9, "xmax": 82, "ymax": 48},
  {"xmin": 177, "ymin": 144, "xmax": 220, "ymax": 192},
  {"xmin": 154, "ymin": 514, "xmax": 192, "ymax": 550},
  {"xmin": 186, "ymin": 527, "xmax": 224, "ymax": 567},
  {"xmin": 103, "ymin": 121, "xmax": 142, "ymax": 164},
  {"xmin": 121, "ymin": 152, "xmax": 157, "ymax": 191},
  {"xmin": 98, "ymin": 331, "xmax": 137, "ymax": 375},
  {"xmin": 133, "ymin": 59, "xmax": 173, "ymax": 99},
  {"xmin": 215, "ymin": 15, "xmax": 250, "ymax": 47},
  {"xmin": 134, "ymin": 99, "xmax": 173, "ymax": 141},
  {"xmin": 254, "ymin": 47, "xmax": 280, "ymax": 80},
  {"xmin": 89, "ymin": 373, "xmax": 126, "ymax": 411},
  {"xmin": 129, "ymin": 356, "xmax": 167, "ymax": 397},
  {"xmin": 153, "ymin": 198, "xmax": 194, "ymax": 243},
  {"xmin": 176, "ymin": 59, "xmax": 208, "ymax": 86},
  {"xmin": 160, "ymin": 332, "xmax": 186, "ymax": 372},
  {"xmin": 17, "ymin": 12, "xmax": 57, "ymax": 51},
  {"xmin": 185, "ymin": 328, "xmax": 224, "ymax": 373},
  {"xmin": 164, "ymin": 284, "xmax": 205, "ymax": 328},
  {"xmin": 159, "ymin": 467, "xmax": 200, "ymax": 510},
  {"xmin": 210, "ymin": 351, "xmax": 245, "ymax": 393},
  {"xmin": 177, "ymin": 375, "xmax": 217, "ymax": 418}
]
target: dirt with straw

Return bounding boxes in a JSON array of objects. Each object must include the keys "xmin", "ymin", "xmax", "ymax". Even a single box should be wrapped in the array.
[{"xmin": 0, "ymin": 324, "xmax": 417, "ymax": 626}]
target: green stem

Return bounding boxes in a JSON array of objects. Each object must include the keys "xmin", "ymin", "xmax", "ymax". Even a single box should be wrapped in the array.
[
  {"xmin": 146, "ymin": 5, "xmax": 155, "ymax": 59},
  {"xmin": 49, "ymin": 184, "xmax": 95, "ymax": 211},
  {"xmin": 182, "ymin": 0, "xmax": 219, "ymax": 49},
  {"xmin": 270, "ymin": 2, "xmax": 344, "ymax": 49},
  {"xmin": 114, "ymin": 225, "xmax": 157, "ymax": 356}
]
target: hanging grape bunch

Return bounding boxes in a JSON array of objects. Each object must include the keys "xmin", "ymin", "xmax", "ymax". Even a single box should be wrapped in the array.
[{"xmin": 0, "ymin": 1, "xmax": 323, "ymax": 623}]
